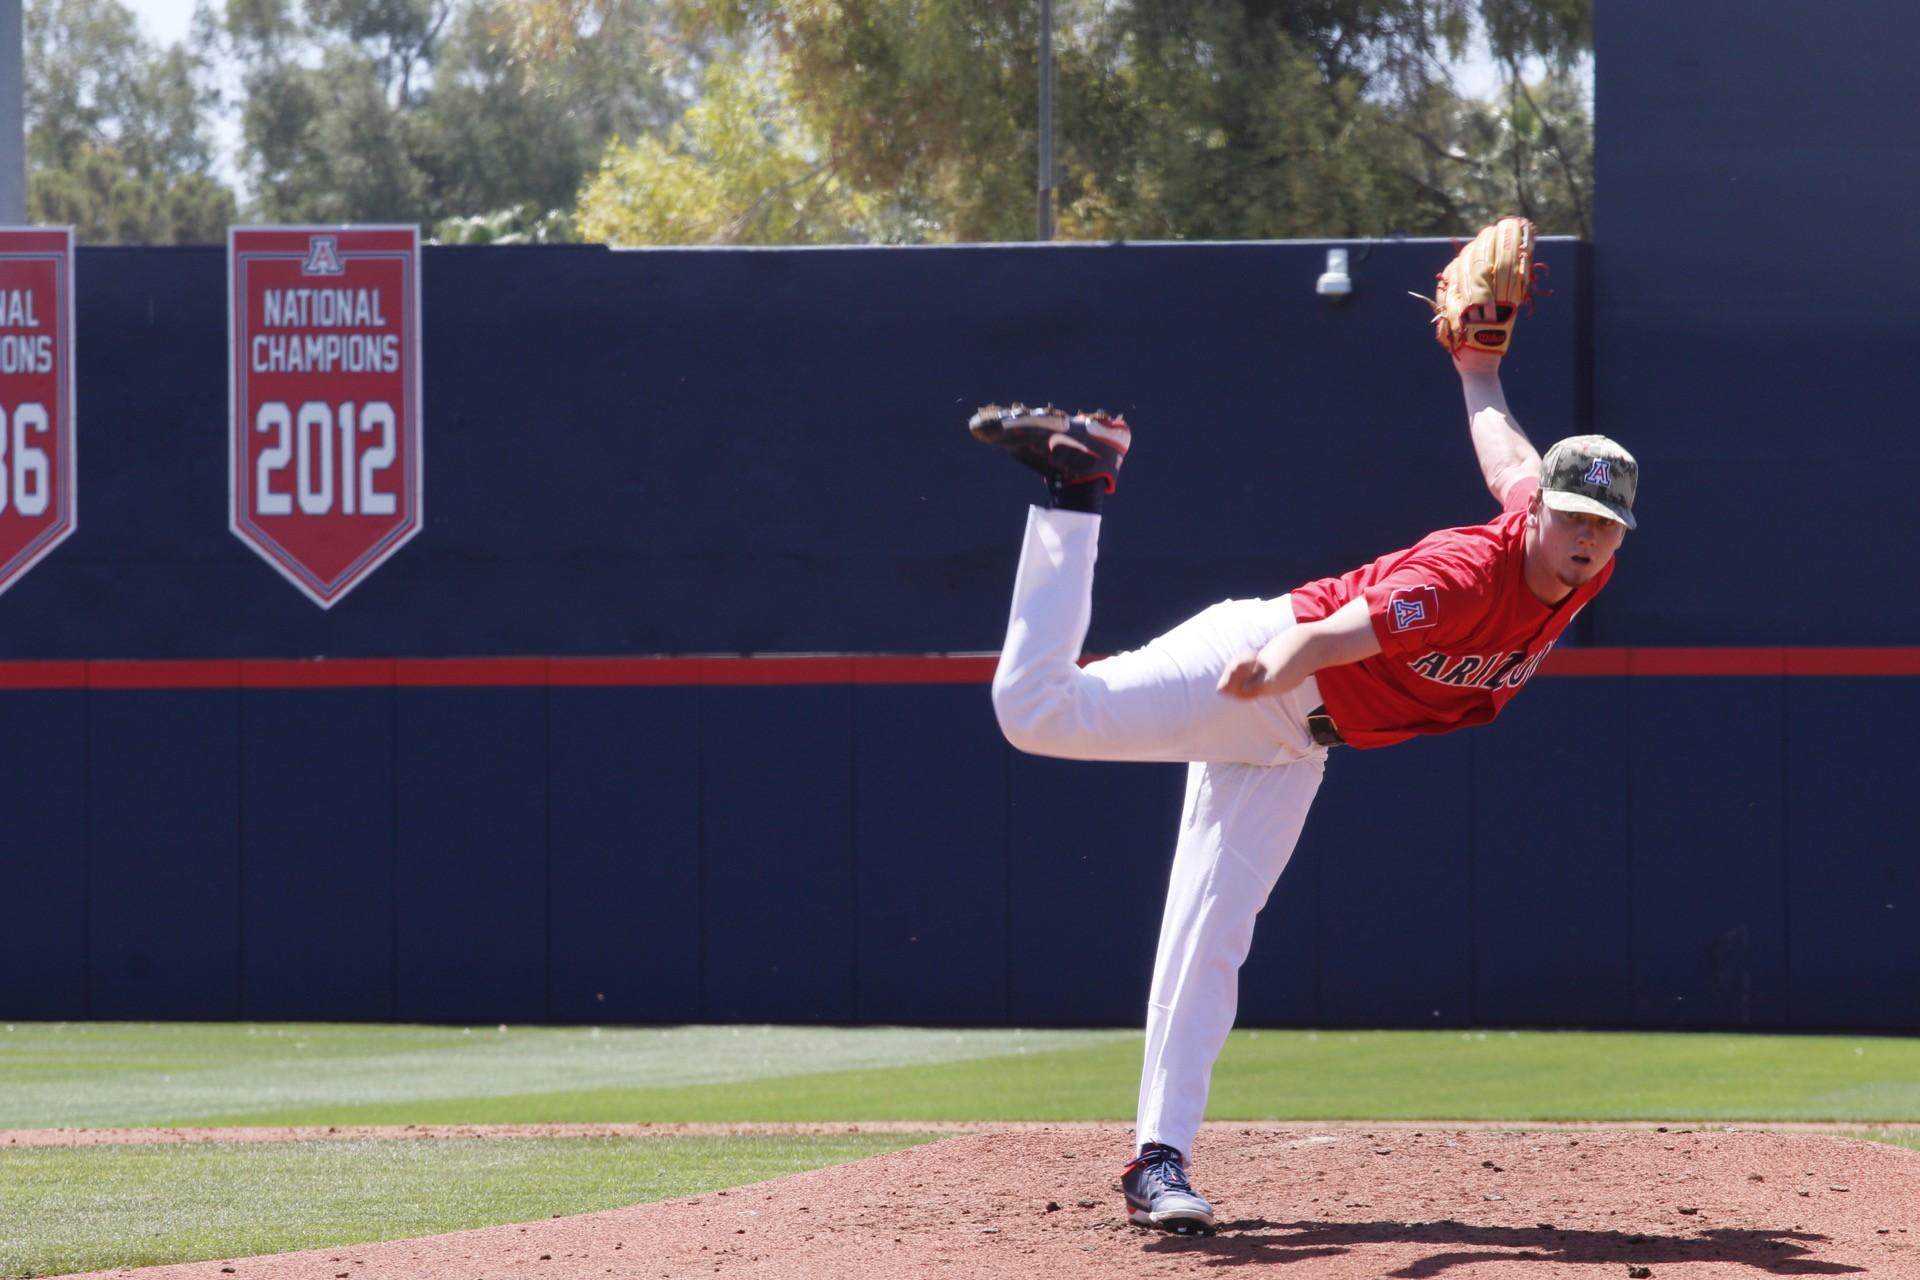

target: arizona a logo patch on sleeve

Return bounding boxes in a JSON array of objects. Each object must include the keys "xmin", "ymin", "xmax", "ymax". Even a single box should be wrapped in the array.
[{"xmin": 1388, "ymin": 585, "xmax": 1440, "ymax": 633}]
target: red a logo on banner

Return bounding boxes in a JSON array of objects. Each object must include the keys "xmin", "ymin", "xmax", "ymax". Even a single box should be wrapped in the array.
[
  {"xmin": 229, "ymin": 225, "xmax": 423, "ymax": 608},
  {"xmin": 0, "ymin": 227, "xmax": 77, "ymax": 598}
]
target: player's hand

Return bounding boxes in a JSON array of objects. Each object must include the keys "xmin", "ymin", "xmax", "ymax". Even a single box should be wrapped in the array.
[{"xmin": 1218, "ymin": 649, "xmax": 1284, "ymax": 699}]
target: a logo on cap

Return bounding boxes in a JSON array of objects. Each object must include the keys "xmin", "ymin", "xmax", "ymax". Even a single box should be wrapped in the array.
[
  {"xmin": 1584, "ymin": 458, "xmax": 1611, "ymax": 487},
  {"xmin": 1388, "ymin": 585, "xmax": 1440, "ymax": 633}
]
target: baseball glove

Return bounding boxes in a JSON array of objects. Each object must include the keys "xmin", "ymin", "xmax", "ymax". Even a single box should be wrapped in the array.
[{"xmin": 1413, "ymin": 216, "xmax": 1541, "ymax": 355}]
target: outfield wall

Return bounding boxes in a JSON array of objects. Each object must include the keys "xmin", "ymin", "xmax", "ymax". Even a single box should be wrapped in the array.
[
  {"xmin": 0, "ymin": 223, "xmax": 1913, "ymax": 1030},
  {"xmin": 4, "ymin": 238, "xmax": 1591, "ymax": 659},
  {"xmin": 2, "ymin": 654, "xmax": 1917, "ymax": 1031},
  {"xmin": 1593, "ymin": 0, "xmax": 1920, "ymax": 647}
]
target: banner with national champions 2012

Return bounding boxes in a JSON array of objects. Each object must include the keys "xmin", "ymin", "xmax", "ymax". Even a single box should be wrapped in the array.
[
  {"xmin": 0, "ymin": 227, "xmax": 77, "ymax": 598},
  {"xmin": 230, "ymin": 226, "xmax": 423, "ymax": 608}
]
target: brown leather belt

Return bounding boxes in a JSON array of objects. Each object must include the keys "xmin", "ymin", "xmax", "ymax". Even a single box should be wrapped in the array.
[{"xmin": 1306, "ymin": 704, "xmax": 1347, "ymax": 747}]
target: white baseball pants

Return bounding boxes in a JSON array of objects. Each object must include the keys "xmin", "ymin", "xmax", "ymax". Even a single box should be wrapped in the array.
[{"xmin": 991, "ymin": 506, "xmax": 1329, "ymax": 1162}]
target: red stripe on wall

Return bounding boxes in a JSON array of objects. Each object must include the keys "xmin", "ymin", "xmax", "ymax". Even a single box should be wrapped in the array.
[
  {"xmin": 1786, "ymin": 647, "xmax": 1920, "ymax": 676},
  {"xmin": 0, "ymin": 661, "xmax": 87, "ymax": 689},
  {"xmin": 242, "ymin": 659, "xmax": 398, "ymax": 688},
  {"xmin": 394, "ymin": 658, "xmax": 550, "ymax": 687},
  {"xmin": 550, "ymin": 656, "xmax": 1002, "ymax": 686},
  {"xmin": 697, "ymin": 657, "xmax": 857, "ymax": 686},
  {"xmin": 1, "ymin": 649, "xmax": 1919, "ymax": 690},
  {"xmin": 88, "ymin": 661, "xmax": 243, "ymax": 690},
  {"xmin": 1626, "ymin": 648, "xmax": 1789, "ymax": 676},
  {"xmin": 548, "ymin": 658, "xmax": 705, "ymax": 686},
  {"xmin": 852, "ymin": 655, "xmax": 1001, "ymax": 685},
  {"xmin": 1537, "ymin": 649, "xmax": 1629, "ymax": 676},
  {"xmin": 1543, "ymin": 648, "xmax": 1920, "ymax": 677}
]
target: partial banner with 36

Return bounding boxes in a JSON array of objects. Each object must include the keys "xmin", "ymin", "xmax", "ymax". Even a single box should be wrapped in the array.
[
  {"xmin": 0, "ymin": 227, "xmax": 77, "ymax": 599},
  {"xmin": 229, "ymin": 225, "xmax": 424, "ymax": 609}
]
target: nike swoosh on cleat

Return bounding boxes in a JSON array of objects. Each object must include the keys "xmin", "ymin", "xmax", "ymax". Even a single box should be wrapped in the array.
[{"xmin": 1046, "ymin": 435, "xmax": 1098, "ymax": 456}]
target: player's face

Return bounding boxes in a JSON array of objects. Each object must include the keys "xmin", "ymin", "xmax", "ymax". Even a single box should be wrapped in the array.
[{"xmin": 1531, "ymin": 501, "xmax": 1626, "ymax": 590}]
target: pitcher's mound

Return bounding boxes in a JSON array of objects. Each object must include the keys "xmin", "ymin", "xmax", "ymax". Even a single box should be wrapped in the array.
[{"xmin": 71, "ymin": 1125, "xmax": 1920, "ymax": 1279}]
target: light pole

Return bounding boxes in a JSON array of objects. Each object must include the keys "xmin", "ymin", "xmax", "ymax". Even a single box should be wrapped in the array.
[
  {"xmin": 1036, "ymin": 0, "xmax": 1053, "ymax": 240},
  {"xmin": 0, "ymin": 0, "xmax": 22, "ymax": 221}
]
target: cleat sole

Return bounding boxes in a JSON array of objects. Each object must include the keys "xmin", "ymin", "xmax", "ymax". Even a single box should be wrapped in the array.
[{"xmin": 1126, "ymin": 1205, "xmax": 1217, "ymax": 1234}]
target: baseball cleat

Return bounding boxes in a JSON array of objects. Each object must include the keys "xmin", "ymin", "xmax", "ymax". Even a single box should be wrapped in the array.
[
  {"xmin": 1120, "ymin": 1142, "xmax": 1217, "ymax": 1234},
  {"xmin": 968, "ymin": 402, "xmax": 1130, "ymax": 494}
]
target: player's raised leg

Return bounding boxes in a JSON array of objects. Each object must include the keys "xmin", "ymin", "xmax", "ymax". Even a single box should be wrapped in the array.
[{"xmin": 972, "ymin": 404, "xmax": 1322, "ymax": 767}]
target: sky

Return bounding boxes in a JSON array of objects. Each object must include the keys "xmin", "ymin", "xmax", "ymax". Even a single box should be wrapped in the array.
[
  {"xmin": 129, "ymin": 0, "xmax": 197, "ymax": 46},
  {"xmin": 123, "ymin": 0, "xmax": 247, "ymax": 188}
]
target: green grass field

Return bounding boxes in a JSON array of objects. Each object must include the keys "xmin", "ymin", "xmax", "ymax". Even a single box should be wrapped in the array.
[
  {"xmin": 0, "ymin": 1133, "xmax": 926, "ymax": 1279},
  {"xmin": 4, "ymin": 1022, "xmax": 1920, "ymax": 1278}
]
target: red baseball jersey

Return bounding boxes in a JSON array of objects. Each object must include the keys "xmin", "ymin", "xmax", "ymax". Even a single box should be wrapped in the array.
[{"xmin": 1287, "ymin": 478, "xmax": 1613, "ymax": 749}]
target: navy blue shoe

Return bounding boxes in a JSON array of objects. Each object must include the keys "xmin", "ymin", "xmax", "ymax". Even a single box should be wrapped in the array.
[
  {"xmin": 1120, "ymin": 1142, "xmax": 1216, "ymax": 1233},
  {"xmin": 968, "ymin": 403, "xmax": 1131, "ymax": 494}
]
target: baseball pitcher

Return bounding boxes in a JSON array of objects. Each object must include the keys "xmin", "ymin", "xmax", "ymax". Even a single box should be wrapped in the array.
[{"xmin": 970, "ymin": 219, "xmax": 1638, "ymax": 1235}]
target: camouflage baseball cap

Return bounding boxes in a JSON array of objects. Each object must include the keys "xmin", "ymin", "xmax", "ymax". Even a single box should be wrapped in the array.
[{"xmin": 1539, "ymin": 435, "xmax": 1638, "ymax": 530}]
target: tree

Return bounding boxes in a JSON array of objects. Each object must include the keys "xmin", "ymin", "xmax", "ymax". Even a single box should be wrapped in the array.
[
  {"xmin": 30, "ymin": 143, "xmax": 236, "ymax": 243},
  {"xmin": 577, "ymin": 51, "xmax": 882, "ymax": 245},
  {"xmin": 230, "ymin": 0, "xmax": 446, "ymax": 220},
  {"xmin": 227, "ymin": 0, "xmax": 691, "ymax": 228},
  {"xmin": 24, "ymin": 0, "xmax": 238, "ymax": 243},
  {"xmin": 562, "ymin": 0, "xmax": 1593, "ymax": 244},
  {"xmin": 1447, "ymin": 66, "xmax": 1592, "ymax": 238},
  {"xmin": 1083, "ymin": 2, "xmax": 1434, "ymax": 240},
  {"xmin": 243, "ymin": 46, "xmax": 429, "ymax": 220},
  {"xmin": 1460, "ymin": 0, "xmax": 1592, "ymax": 235},
  {"xmin": 412, "ymin": 0, "xmax": 609, "ymax": 222}
]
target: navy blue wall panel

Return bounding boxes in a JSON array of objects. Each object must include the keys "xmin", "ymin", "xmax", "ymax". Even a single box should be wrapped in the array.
[
  {"xmin": 1628, "ymin": 680, "xmax": 1788, "ymax": 1029},
  {"xmin": 1593, "ymin": 1, "xmax": 1920, "ymax": 644},
  {"xmin": 1470, "ymin": 680, "xmax": 1633, "ymax": 1027},
  {"xmin": 9, "ymin": 0, "xmax": 1920, "ymax": 1037},
  {"xmin": 1006, "ymin": 758, "xmax": 1185, "ymax": 1027},
  {"xmin": 3, "ymin": 238, "xmax": 1590, "ymax": 660},
  {"xmin": 239, "ymin": 689, "xmax": 396, "ymax": 1020},
  {"xmin": 86, "ymin": 690, "xmax": 242, "ymax": 1018},
  {"xmin": 547, "ymin": 686, "xmax": 701, "ymax": 1023},
  {"xmin": 699, "ymin": 686, "xmax": 856, "ymax": 1023},
  {"xmin": 1786, "ymin": 679, "xmax": 1920, "ymax": 1030},
  {"xmin": 393, "ymin": 688, "xmax": 549, "ymax": 1022},
  {"xmin": 1311, "ymin": 733, "xmax": 1476, "ymax": 1027},
  {"xmin": 852, "ymin": 685, "xmax": 1012, "ymax": 1026},
  {"xmin": 0, "ymin": 690, "xmax": 87, "ymax": 1018},
  {"xmin": 3, "ymin": 669, "xmax": 1915, "ymax": 1029},
  {"xmin": 67, "ymin": 248, "xmax": 229, "ymax": 572}
]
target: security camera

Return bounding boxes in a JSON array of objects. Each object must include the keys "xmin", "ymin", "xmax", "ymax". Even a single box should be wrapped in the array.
[{"xmin": 1316, "ymin": 248, "xmax": 1352, "ymax": 301}]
